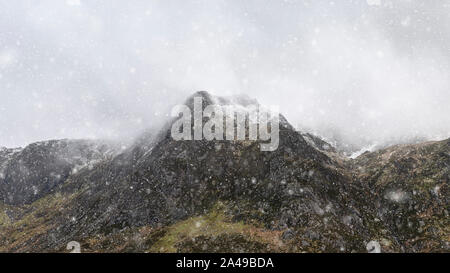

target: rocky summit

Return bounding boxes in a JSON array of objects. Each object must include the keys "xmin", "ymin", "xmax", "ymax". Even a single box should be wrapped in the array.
[{"xmin": 0, "ymin": 92, "xmax": 448, "ymax": 253}]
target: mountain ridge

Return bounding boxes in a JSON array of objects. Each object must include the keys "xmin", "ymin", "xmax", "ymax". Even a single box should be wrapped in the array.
[{"xmin": 0, "ymin": 91, "xmax": 448, "ymax": 253}]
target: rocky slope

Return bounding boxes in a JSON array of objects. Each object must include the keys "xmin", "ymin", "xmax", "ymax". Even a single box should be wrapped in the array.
[
  {"xmin": 351, "ymin": 140, "xmax": 449, "ymax": 252},
  {"xmin": 0, "ymin": 140, "xmax": 118, "ymax": 205},
  {"xmin": 0, "ymin": 92, "xmax": 448, "ymax": 253}
]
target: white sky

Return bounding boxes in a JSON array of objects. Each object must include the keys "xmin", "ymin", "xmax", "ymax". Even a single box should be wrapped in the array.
[{"xmin": 0, "ymin": 0, "xmax": 449, "ymax": 150}]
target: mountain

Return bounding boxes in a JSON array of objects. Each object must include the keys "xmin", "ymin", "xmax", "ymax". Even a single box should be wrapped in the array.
[
  {"xmin": 0, "ymin": 91, "xmax": 448, "ymax": 253},
  {"xmin": 0, "ymin": 139, "xmax": 118, "ymax": 205}
]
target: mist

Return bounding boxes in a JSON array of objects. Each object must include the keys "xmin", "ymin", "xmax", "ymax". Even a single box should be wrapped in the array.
[{"xmin": 1, "ymin": 0, "xmax": 449, "ymax": 152}]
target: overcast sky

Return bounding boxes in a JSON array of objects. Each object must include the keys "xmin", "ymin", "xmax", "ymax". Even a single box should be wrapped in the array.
[{"xmin": 0, "ymin": 0, "xmax": 449, "ymax": 151}]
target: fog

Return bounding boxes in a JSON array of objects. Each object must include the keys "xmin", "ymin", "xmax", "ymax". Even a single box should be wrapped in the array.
[{"xmin": 1, "ymin": 0, "xmax": 449, "ymax": 152}]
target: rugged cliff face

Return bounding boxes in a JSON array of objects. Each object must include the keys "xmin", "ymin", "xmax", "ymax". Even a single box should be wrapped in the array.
[
  {"xmin": 0, "ymin": 92, "xmax": 448, "ymax": 253},
  {"xmin": 0, "ymin": 140, "xmax": 117, "ymax": 205},
  {"xmin": 352, "ymin": 140, "xmax": 449, "ymax": 252}
]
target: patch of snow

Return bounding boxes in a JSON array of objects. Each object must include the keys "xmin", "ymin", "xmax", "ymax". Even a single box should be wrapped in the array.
[
  {"xmin": 433, "ymin": 185, "xmax": 441, "ymax": 196},
  {"xmin": 349, "ymin": 143, "xmax": 378, "ymax": 159},
  {"xmin": 384, "ymin": 189, "xmax": 409, "ymax": 203},
  {"xmin": 366, "ymin": 240, "xmax": 381, "ymax": 253}
]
